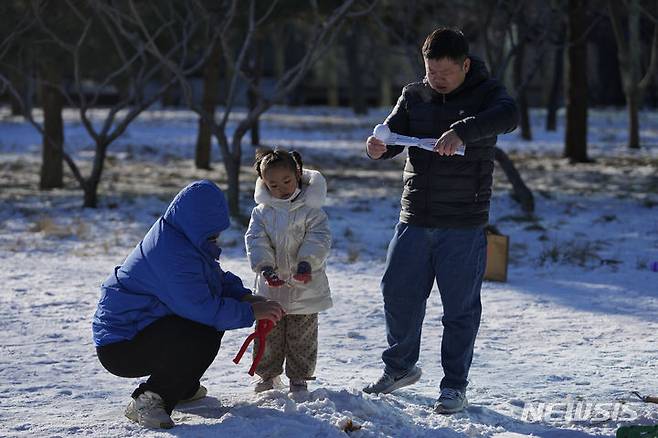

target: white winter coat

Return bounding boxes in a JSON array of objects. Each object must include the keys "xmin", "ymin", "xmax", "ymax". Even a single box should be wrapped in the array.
[{"xmin": 245, "ymin": 169, "xmax": 332, "ymax": 314}]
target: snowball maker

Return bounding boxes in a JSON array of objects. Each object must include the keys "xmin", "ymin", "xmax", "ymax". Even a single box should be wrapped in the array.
[{"xmin": 371, "ymin": 123, "xmax": 465, "ymax": 155}]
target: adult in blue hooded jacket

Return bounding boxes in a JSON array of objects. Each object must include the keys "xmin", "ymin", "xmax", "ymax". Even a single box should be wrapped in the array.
[{"xmin": 93, "ymin": 180, "xmax": 284, "ymax": 428}]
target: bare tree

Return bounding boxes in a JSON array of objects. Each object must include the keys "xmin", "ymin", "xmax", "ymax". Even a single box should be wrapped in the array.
[
  {"xmin": 564, "ymin": 0, "xmax": 590, "ymax": 162},
  {"xmin": 1, "ymin": 0, "xmax": 215, "ymax": 207},
  {"xmin": 195, "ymin": 39, "xmax": 222, "ymax": 170},
  {"xmin": 608, "ymin": 0, "xmax": 658, "ymax": 149},
  {"xmin": 39, "ymin": 56, "xmax": 64, "ymax": 189},
  {"xmin": 476, "ymin": 0, "xmax": 567, "ymax": 141},
  {"xmin": 369, "ymin": 0, "xmax": 444, "ymax": 80},
  {"xmin": 545, "ymin": 27, "xmax": 564, "ymax": 131},
  {"xmin": 119, "ymin": 0, "xmax": 377, "ymax": 216},
  {"xmin": 0, "ymin": 3, "xmax": 62, "ymax": 189},
  {"xmin": 344, "ymin": 25, "xmax": 368, "ymax": 114}
]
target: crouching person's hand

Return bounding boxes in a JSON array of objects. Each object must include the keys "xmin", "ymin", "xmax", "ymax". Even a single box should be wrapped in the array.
[{"xmin": 251, "ymin": 300, "xmax": 285, "ymax": 323}]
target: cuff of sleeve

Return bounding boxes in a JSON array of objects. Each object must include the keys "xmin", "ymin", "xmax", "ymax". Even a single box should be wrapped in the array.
[
  {"xmin": 233, "ymin": 287, "xmax": 251, "ymax": 299},
  {"xmin": 255, "ymin": 263, "xmax": 273, "ymax": 273},
  {"xmin": 450, "ymin": 117, "xmax": 474, "ymax": 143},
  {"xmin": 240, "ymin": 301, "xmax": 255, "ymax": 326}
]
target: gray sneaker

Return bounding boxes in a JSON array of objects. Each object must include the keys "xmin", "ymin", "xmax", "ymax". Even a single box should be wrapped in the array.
[
  {"xmin": 363, "ymin": 366, "xmax": 422, "ymax": 394},
  {"xmin": 125, "ymin": 391, "xmax": 175, "ymax": 429},
  {"xmin": 434, "ymin": 388, "xmax": 468, "ymax": 414}
]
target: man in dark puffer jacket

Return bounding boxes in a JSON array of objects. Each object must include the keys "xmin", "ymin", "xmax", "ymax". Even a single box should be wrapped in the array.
[{"xmin": 362, "ymin": 27, "xmax": 518, "ymax": 414}]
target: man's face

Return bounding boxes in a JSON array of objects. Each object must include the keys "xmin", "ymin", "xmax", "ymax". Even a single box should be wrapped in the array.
[{"xmin": 424, "ymin": 57, "xmax": 470, "ymax": 95}]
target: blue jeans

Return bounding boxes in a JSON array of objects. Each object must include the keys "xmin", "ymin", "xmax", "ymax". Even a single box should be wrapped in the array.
[{"xmin": 381, "ymin": 222, "xmax": 486, "ymax": 391}]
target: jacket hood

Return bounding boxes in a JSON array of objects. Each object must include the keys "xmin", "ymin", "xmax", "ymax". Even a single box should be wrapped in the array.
[
  {"xmin": 163, "ymin": 180, "xmax": 230, "ymax": 249},
  {"xmin": 254, "ymin": 169, "xmax": 327, "ymax": 209}
]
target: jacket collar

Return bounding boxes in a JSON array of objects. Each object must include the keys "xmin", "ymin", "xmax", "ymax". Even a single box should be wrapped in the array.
[
  {"xmin": 254, "ymin": 169, "xmax": 327, "ymax": 210},
  {"xmin": 423, "ymin": 54, "xmax": 489, "ymax": 99}
]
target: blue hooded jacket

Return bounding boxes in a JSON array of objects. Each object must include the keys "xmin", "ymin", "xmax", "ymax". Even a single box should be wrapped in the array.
[{"xmin": 92, "ymin": 180, "xmax": 255, "ymax": 347}]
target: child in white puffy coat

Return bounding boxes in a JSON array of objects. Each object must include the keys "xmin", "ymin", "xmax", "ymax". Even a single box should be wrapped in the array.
[{"xmin": 245, "ymin": 148, "xmax": 332, "ymax": 393}]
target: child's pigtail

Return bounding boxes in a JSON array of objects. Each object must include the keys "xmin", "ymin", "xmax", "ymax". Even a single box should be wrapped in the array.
[
  {"xmin": 291, "ymin": 150, "xmax": 303, "ymax": 174},
  {"xmin": 254, "ymin": 149, "xmax": 273, "ymax": 178}
]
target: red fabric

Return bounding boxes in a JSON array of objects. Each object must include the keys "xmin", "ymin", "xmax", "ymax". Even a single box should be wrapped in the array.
[
  {"xmin": 264, "ymin": 276, "xmax": 285, "ymax": 287},
  {"xmin": 292, "ymin": 272, "xmax": 312, "ymax": 284},
  {"xmin": 232, "ymin": 319, "xmax": 275, "ymax": 376}
]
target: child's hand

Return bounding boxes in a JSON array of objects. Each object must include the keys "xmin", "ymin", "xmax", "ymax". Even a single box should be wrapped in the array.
[
  {"xmin": 261, "ymin": 267, "xmax": 285, "ymax": 288},
  {"xmin": 292, "ymin": 261, "xmax": 312, "ymax": 284}
]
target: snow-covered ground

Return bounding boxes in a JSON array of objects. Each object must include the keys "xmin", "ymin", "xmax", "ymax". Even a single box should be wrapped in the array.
[{"xmin": 0, "ymin": 106, "xmax": 657, "ymax": 437}]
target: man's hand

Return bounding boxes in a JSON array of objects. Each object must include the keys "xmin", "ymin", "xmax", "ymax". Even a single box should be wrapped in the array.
[
  {"xmin": 261, "ymin": 267, "xmax": 285, "ymax": 288},
  {"xmin": 292, "ymin": 261, "xmax": 312, "ymax": 284},
  {"xmin": 251, "ymin": 300, "xmax": 285, "ymax": 323},
  {"xmin": 433, "ymin": 129, "xmax": 463, "ymax": 156},
  {"xmin": 366, "ymin": 135, "xmax": 387, "ymax": 159}
]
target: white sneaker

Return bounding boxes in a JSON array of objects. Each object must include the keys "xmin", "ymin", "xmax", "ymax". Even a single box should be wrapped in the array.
[
  {"xmin": 125, "ymin": 391, "xmax": 175, "ymax": 429},
  {"xmin": 255, "ymin": 376, "xmax": 282, "ymax": 393},
  {"xmin": 289, "ymin": 379, "xmax": 308, "ymax": 393},
  {"xmin": 179, "ymin": 384, "xmax": 207, "ymax": 404}
]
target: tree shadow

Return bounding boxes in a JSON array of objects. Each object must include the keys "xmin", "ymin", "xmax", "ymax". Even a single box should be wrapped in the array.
[
  {"xmin": 493, "ymin": 272, "xmax": 658, "ymax": 323},
  {"xmin": 173, "ymin": 396, "xmax": 227, "ymax": 419}
]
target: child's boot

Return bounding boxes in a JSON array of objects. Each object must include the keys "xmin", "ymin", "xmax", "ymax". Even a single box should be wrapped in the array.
[
  {"xmin": 255, "ymin": 376, "xmax": 281, "ymax": 393},
  {"xmin": 289, "ymin": 379, "xmax": 308, "ymax": 393}
]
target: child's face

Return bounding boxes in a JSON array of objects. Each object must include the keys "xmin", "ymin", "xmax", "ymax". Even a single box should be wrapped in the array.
[{"xmin": 262, "ymin": 165, "xmax": 300, "ymax": 200}]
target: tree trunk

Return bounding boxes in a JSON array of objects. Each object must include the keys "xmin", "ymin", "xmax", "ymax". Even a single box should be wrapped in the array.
[
  {"xmin": 325, "ymin": 47, "xmax": 340, "ymax": 107},
  {"xmin": 513, "ymin": 37, "xmax": 532, "ymax": 140},
  {"xmin": 607, "ymin": 0, "xmax": 657, "ymax": 149},
  {"xmin": 345, "ymin": 28, "xmax": 367, "ymax": 115},
  {"xmin": 39, "ymin": 62, "xmax": 64, "ymax": 190},
  {"xmin": 160, "ymin": 67, "xmax": 178, "ymax": 107},
  {"xmin": 195, "ymin": 42, "xmax": 221, "ymax": 170},
  {"xmin": 627, "ymin": 89, "xmax": 640, "ymax": 148},
  {"xmin": 494, "ymin": 147, "xmax": 534, "ymax": 213},
  {"xmin": 564, "ymin": 0, "xmax": 589, "ymax": 163},
  {"xmin": 625, "ymin": 0, "xmax": 641, "ymax": 149},
  {"xmin": 247, "ymin": 39, "xmax": 263, "ymax": 147},
  {"xmin": 83, "ymin": 181, "xmax": 99, "ymax": 208},
  {"xmin": 81, "ymin": 139, "xmax": 110, "ymax": 208},
  {"xmin": 380, "ymin": 73, "xmax": 392, "ymax": 107},
  {"xmin": 9, "ymin": 79, "xmax": 23, "ymax": 116},
  {"xmin": 10, "ymin": 51, "xmax": 34, "ymax": 117},
  {"xmin": 224, "ymin": 151, "xmax": 241, "ymax": 216},
  {"xmin": 546, "ymin": 43, "xmax": 563, "ymax": 131},
  {"xmin": 271, "ymin": 29, "xmax": 286, "ymax": 80}
]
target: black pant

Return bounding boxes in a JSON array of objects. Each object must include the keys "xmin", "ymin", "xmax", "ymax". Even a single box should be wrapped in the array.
[{"xmin": 96, "ymin": 315, "xmax": 224, "ymax": 414}]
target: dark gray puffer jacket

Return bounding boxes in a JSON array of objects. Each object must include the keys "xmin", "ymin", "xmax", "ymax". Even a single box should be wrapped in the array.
[{"xmin": 375, "ymin": 56, "xmax": 518, "ymax": 228}]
